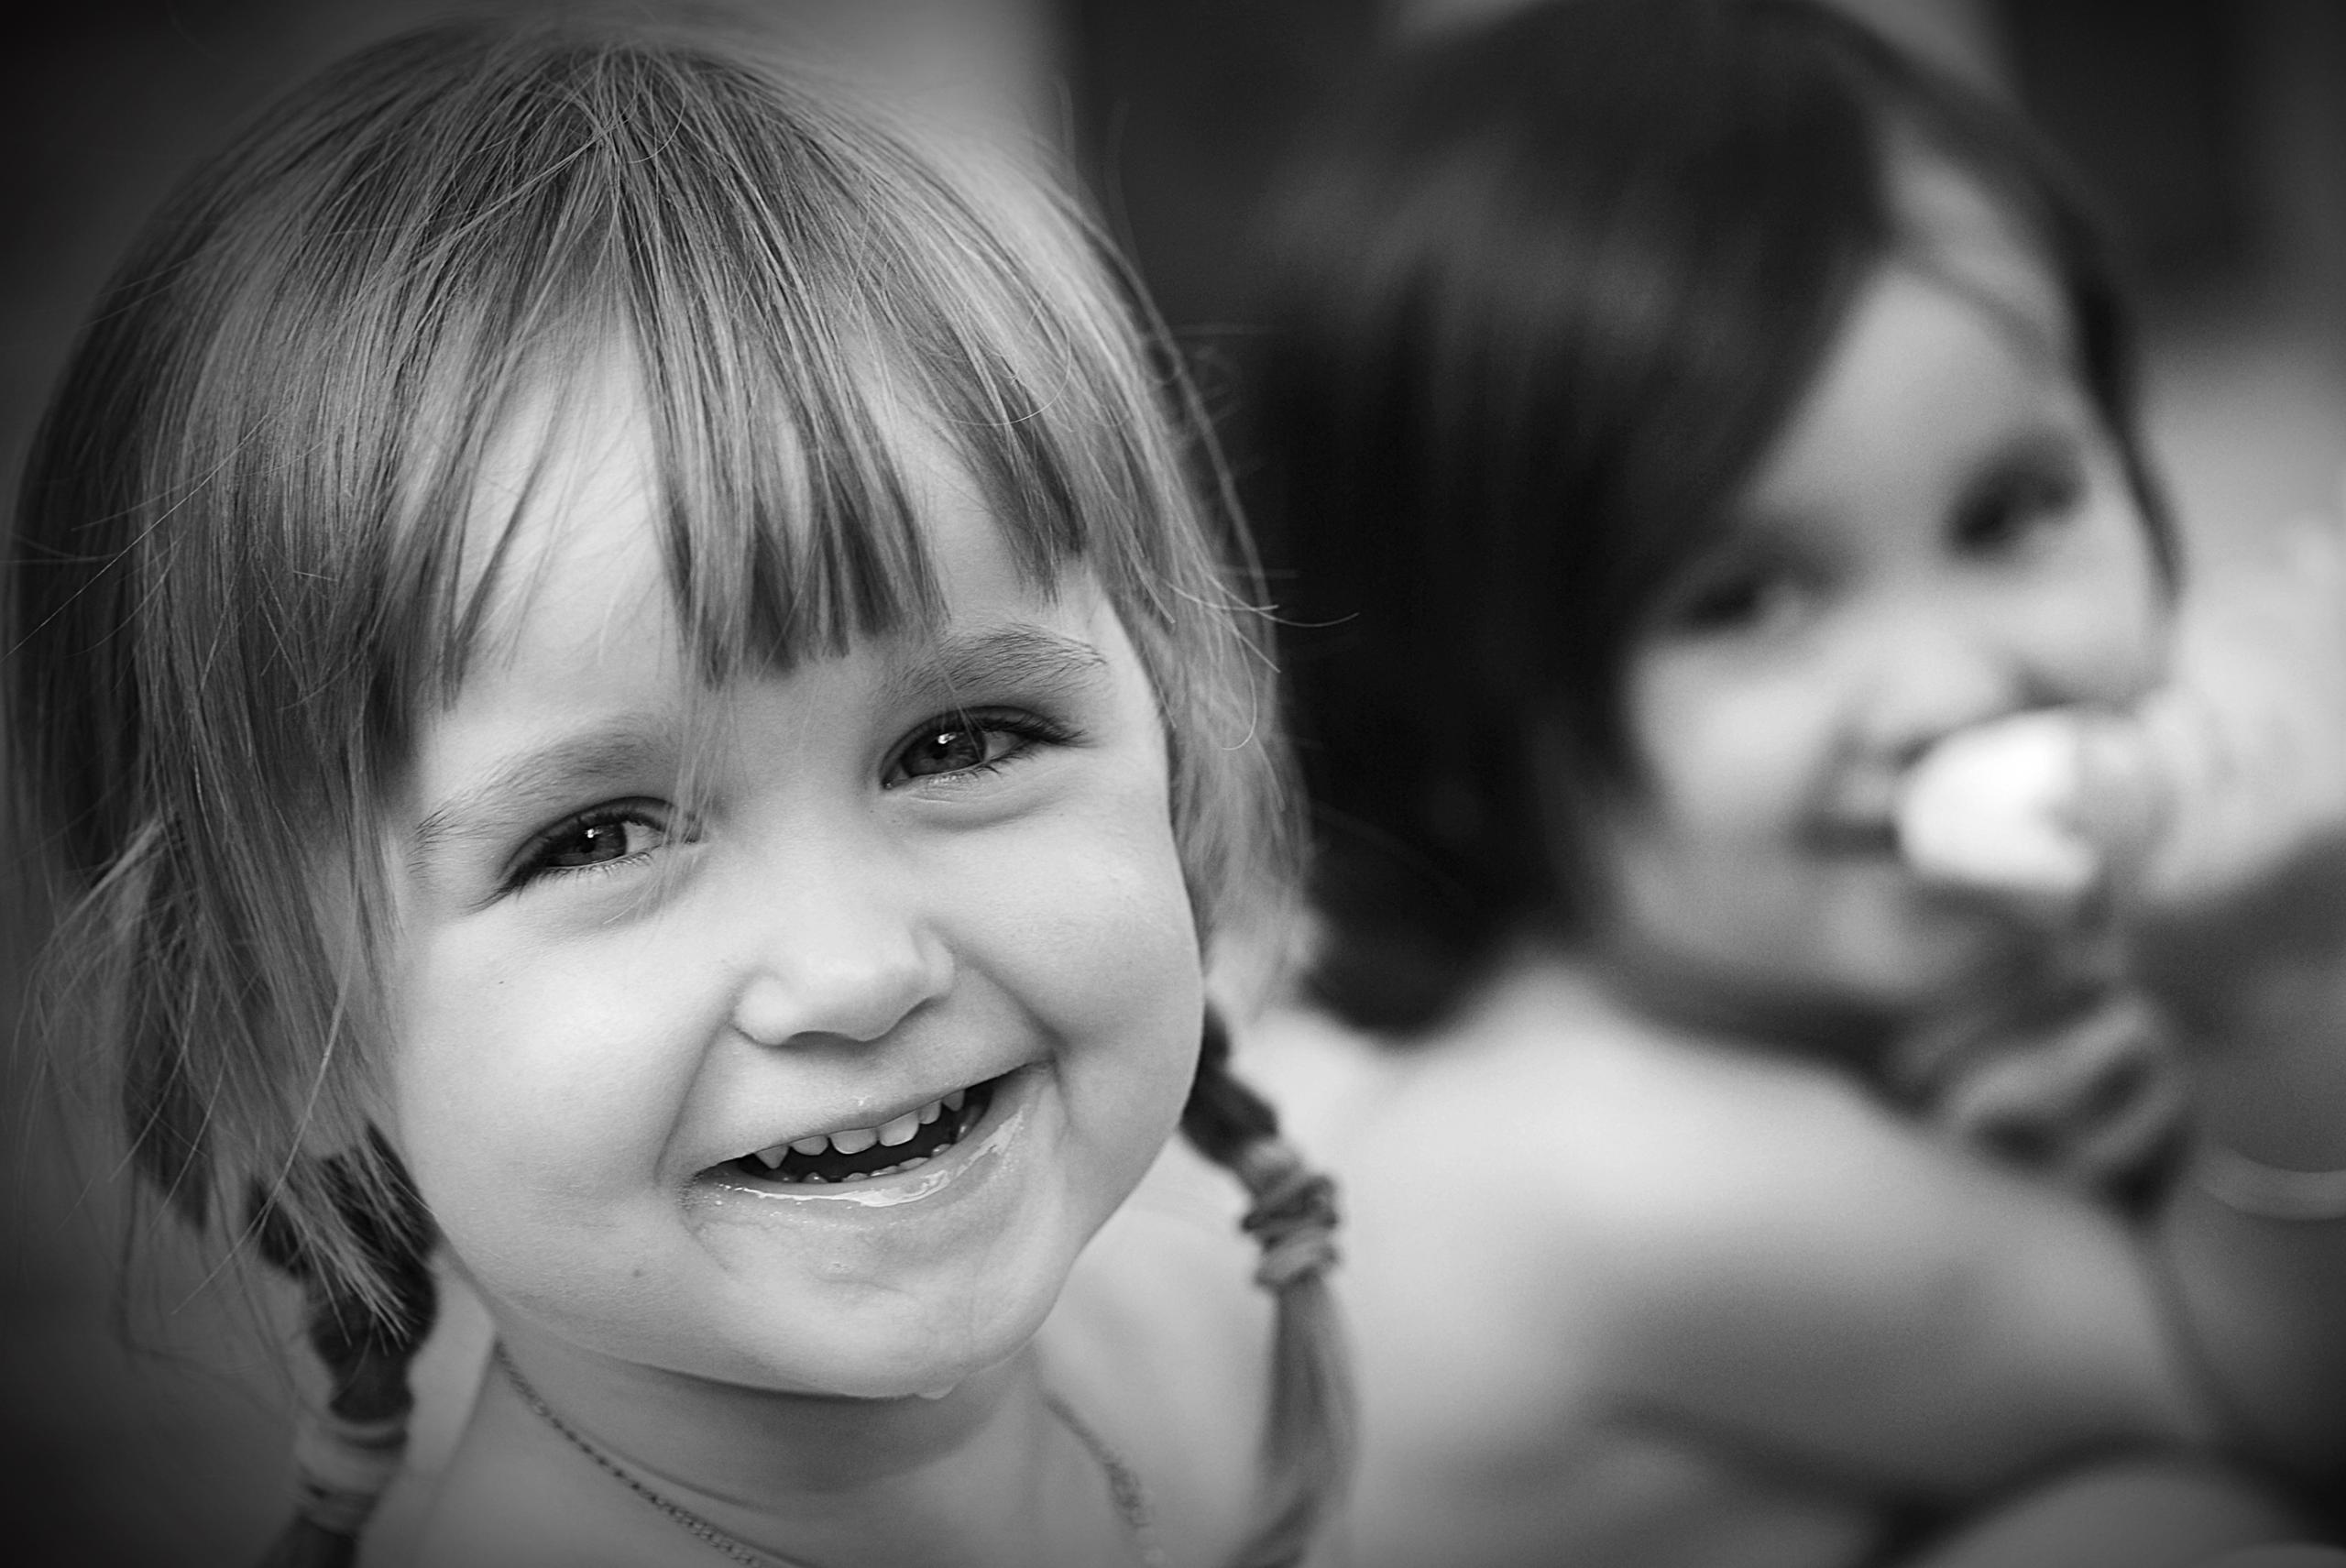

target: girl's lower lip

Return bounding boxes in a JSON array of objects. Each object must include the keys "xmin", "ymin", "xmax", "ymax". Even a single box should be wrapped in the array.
[{"xmin": 688, "ymin": 1068, "xmax": 1031, "ymax": 1215}]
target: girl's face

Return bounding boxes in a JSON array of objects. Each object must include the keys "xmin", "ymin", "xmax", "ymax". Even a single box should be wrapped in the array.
[
  {"xmin": 380, "ymin": 377, "xmax": 1202, "ymax": 1398},
  {"xmin": 1594, "ymin": 237, "xmax": 2165, "ymax": 1027}
]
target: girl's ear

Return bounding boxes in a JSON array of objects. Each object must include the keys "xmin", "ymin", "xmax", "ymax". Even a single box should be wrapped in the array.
[
  {"xmin": 293, "ymin": 1057, "xmax": 401, "ymax": 1164},
  {"xmin": 298, "ymin": 1115, "xmax": 372, "ymax": 1163},
  {"xmin": 290, "ymin": 844, "xmax": 407, "ymax": 1166}
]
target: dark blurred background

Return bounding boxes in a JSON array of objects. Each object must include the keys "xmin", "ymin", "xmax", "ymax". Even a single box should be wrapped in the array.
[{"xmin": 3, "ymin": 2, "xmax": 2340, "ymax": 1563}]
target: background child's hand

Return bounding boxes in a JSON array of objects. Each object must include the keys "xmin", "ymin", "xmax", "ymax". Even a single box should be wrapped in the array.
[
  {"xmin": 1891, "ymin": 978, "xmax": 2187, "ymax": 1207},
  {"xmin": 1901, "ymin": 478, "xmax": 2346, "ymax": 975},
  {"xmin": 2130, "ymin": 490, "xmax": 2346, "ymax": 920}
]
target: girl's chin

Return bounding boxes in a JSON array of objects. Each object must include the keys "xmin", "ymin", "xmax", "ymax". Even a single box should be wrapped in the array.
[
  {"xmin": 1811, "ymin": 872, "xmax": 2032, "ymax": 970},
  {"xmin": 692, "ymin": 1265, "xmax": 1067, "ymax": 1401},
  {"xmin": 1642, "ymin": 933, "xmax": 2039, "ymax": 1052},
  {"xmin": 1616, "ymin": 893, "xmax": 2037, "ymax": 1027},
  {"xmin": 493, "ymin": 1251, "xmax": 1065, "ymax": 1407},
  {"xmin": 728, "ymin": 1320, "xmax": 1041, "ymax": 1403},
  {"xmin": 1809, "ymin": 949, "xmax": 2050, "ymax": 1036}
]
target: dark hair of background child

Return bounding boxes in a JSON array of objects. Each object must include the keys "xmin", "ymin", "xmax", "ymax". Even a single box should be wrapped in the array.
[{"xmin": 1243, "ymin": 0, "xmax": 2176, "ymax": 1037}]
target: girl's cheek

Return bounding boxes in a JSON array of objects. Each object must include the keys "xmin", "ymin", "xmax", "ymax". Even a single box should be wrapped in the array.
[
  {"xmin": 384, "ymin": 921, "xmax": 713, "ymax": 1191},
  {"xmin": 960, "ymin": 775, "xmax": 1202, "ymax": 1114},
  {"xmin": 2051, "ymin": 517, "xmax": 2170, "ymax": 702},
  {"xmin": 985, "ymin": 798, "xmax": 1198, "ymax": 994},
  {"xmin": 1632, "ymin": 655, "xmax": 1837, "ymax": 832}
]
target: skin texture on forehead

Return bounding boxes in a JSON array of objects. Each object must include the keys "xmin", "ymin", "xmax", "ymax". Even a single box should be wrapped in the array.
[{"xmin": 1885, "ymin": 142, "xmax": 2074, "ymax": 383}]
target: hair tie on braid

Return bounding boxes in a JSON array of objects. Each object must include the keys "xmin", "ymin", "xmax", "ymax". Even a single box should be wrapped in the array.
[
  {"xmin": 1236, "ymin": 1141, "xmax": 1342, "ymax": 1291},
  {"xmin": 251, "ymin": 1130, "xmax": 437, "ymax": 1568},
  {"xmin": 285, "ymin": 1408, "xmax": 411, "ymax": 1538}
]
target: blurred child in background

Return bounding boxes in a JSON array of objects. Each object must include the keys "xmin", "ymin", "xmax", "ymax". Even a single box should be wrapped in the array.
[{"xmin": 1244, "ymin": 1, "xmax": 2346, "ymax": 1563}]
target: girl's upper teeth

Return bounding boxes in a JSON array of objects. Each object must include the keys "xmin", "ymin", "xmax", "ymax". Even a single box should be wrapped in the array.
[{"xmin": 750, "ymin": 1097, "xmax": 952, "ymax": 1168}]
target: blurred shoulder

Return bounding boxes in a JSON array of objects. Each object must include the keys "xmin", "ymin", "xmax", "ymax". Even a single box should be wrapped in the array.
[
  {"xmin": 1245, "ymin": 956, "xmax": 1900, "ymax": 1235},
  {"xmin": 1244, "ymin": 951, "xmax": 2016, "ymax": 1419}
]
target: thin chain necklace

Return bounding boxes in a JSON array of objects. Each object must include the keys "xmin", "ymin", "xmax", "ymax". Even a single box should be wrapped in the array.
[{"xmin": 494, "ymin": 1344, "xmax": 1168, "ymax": 1568}]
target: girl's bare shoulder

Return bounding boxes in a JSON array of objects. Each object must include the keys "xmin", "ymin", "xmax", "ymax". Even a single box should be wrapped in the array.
[
  {"xmin": 1237, "ymin": 952, "xmax": 2073, "ymax": 1425},
  {"xmin": 1244, "ymin": 959, "xmax": 1896, "ymax": 1249}
]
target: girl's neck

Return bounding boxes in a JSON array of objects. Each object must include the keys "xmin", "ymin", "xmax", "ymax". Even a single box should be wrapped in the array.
[{"xmin": 488, "ymin": 1326, "xmax": 1131, "ymax": 1568}]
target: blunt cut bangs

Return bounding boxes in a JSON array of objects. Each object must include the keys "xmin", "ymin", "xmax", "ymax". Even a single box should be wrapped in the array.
[
  {"xmin": 1254, "ymin": 0, "xmax": 2171, "ymax": 1035},
  {"xmin": 11, "ymin": 21, "xmax": 1284, "ymax": 1322}
]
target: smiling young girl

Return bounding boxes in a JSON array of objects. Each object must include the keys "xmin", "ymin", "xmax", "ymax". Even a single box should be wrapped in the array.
[
  {"xmin": 9, "ymin": 19, "xmax": 1343, "ymax": 1568},
  {"xmin": 1244, "ymin": 1, "xmax": 2346, "ymax": 1564}
]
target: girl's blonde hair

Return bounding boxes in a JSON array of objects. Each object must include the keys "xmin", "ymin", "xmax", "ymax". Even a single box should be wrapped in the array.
[{"xmin": 11, "ymin": 18, "xmax": 1342, "ymax": 1564}]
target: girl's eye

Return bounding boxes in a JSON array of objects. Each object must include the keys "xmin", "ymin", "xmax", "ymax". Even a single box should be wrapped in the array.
[
  {"xmin": 886, "ymin": 710, "xmax": 1066, "ymax": 786},
  {"xmin": 1951, "ymin": 448, "xmax": 2087, "ymax": 557},
  {"xmin": 1661, "ymin": 559, "xmax": 1814, "ymax": 640},
  {"xmin": 511, "ymin": 804, "xmax": 674, "ymax": 885}
]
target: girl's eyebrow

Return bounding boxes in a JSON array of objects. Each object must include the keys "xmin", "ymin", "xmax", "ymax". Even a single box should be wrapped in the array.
[
  {"xmin": 411, "ymin": 728, "xmax": 679, "ymax": 861},
  {"xmin": 889, "ymin": 623, "xmax": 1111, "ymax": 707}
]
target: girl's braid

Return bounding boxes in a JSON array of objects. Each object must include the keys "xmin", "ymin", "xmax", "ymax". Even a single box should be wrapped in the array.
[
  {"xmin": 249, "ymin": 1133, "xmax": 437, "ymax": 1568},
  {"xmin": 1181, "ymin": 1008, "xmax": 1355, "ymax": 1568}
]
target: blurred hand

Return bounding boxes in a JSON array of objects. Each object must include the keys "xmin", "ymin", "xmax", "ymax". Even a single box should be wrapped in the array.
[
  {"xmin": 2129, "ymin": 489, "xmax": 2346, "ymax": 918},
  {"xmin": 1902, "ymin": 480, "xmax": 2346, "ymax": 910},
  {"xmin": 1891, "ymin": 977, "xmax": 2187, "ymax": 1210},
  {"xmin": 1901, "ymin": 478, "xmax": 2346, "ymax": 1023}
]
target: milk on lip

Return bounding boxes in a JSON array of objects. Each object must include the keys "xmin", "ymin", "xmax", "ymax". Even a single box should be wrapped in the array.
[{"xmin": 700, "ymin": 1099, "xmax": 1028, "ymax": 1211}]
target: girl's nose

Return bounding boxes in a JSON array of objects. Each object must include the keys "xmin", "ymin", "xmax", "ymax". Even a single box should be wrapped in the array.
[
  {"xmin": 725, "ymin": 860, "xmax": 954, "ymax": 1048},
  {"xmin": 1851, "ymin": 605, "xmax": 2034, "ymax": 770}
]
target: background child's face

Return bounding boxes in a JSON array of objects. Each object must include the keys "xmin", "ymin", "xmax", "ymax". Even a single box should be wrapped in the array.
[
  {"xmin": 378, "ymin": 376, "xmax": 1202, "ymax": 1398},
  {"xmin": 1593, "ymin": 243, "xmax": 2165, "ymax": 1024}
]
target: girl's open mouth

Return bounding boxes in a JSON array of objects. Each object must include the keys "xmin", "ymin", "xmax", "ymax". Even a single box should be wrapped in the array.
[{"xmin": 719, "ymin": 1075, "xmax": 1002, "ymax": 1187}]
